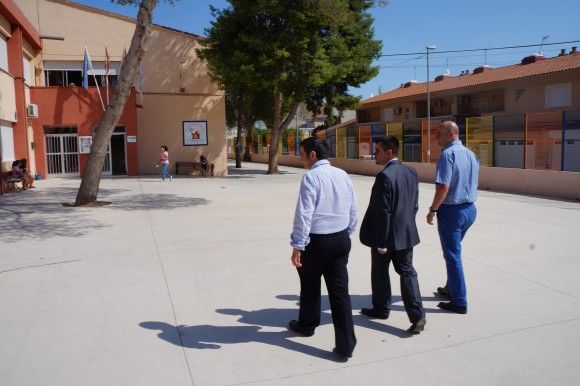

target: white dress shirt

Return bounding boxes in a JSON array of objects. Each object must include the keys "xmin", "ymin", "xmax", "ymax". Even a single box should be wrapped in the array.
[{"xmin": 290, "ymin": 160, "xmax": 357, "ymax": 250}]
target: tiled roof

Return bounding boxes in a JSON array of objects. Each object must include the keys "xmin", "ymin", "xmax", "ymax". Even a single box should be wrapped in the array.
[{"xmin": 362, "ymin": 52, "xmax": 580, "ymax": 107}]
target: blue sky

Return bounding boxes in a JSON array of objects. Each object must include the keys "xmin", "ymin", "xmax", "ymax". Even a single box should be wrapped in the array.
[{"xmin": 74, "ymin": 0, "xmax": 580, "ymax": 99}]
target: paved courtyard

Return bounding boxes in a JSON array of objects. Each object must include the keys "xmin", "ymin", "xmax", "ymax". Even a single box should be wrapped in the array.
[{"xmin": 1, "ymin": 161, "xmax": 580, "ymax": 386}]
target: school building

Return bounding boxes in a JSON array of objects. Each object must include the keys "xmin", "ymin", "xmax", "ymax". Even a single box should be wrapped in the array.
[{"xmin": 0, "ymin": 0, "xmax": 227, "ymax": 184}]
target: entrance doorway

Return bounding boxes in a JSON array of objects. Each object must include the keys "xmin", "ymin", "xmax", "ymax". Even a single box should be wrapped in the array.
[
  {"xmin": 110, "ymin": 133, "xmax": 127, "ymax": 175},
  {"xmin": 44, "ymin": 130, "xmax": 80, "ymax": 176},
  {"xmin": 101, "ymin": 127, "xmax": 127, "ymax": 176}
]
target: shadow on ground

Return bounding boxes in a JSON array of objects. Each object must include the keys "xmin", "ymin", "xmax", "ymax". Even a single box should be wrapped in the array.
[
  {"xmin": 140, "ymin": 321, "xmax": 341, "ymax": 361},
  {"xmin": 140, "ymin": 293, "xmax": 448, "ymax": 361},
  {"xmin": 227, "ymin": 166, "xmax": 294, "ymax": 176},
  {"xmin": 0, "ymin": 187, "xmax": 209, "ymax": 242}
]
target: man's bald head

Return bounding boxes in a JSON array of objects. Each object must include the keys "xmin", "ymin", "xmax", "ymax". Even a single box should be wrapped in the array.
[{"xmin": 437, "ymin": 121, "xmax": 459, "ymax": 146}]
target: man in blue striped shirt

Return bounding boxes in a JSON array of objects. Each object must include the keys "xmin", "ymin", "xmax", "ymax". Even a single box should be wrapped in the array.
[
  {"xmin": 288, "ymin": 137, "xmax": 357, "ymax": 360},
  {"xmin": 427, "ymin": 121, "xmax": 479, "ymax": 314}
]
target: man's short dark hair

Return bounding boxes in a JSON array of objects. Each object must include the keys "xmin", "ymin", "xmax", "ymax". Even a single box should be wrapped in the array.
[
  {"xmin": 301, "ymin": 137, "xmax": 330, "ymax": 160},
  {"xmin": 374, "ymin": 136, "xmax": 399, "ymax": 155}
]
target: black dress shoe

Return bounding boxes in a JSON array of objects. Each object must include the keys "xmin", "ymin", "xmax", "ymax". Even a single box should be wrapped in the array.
[
  {"xmin": 437, "ymin": 301, "xmax": 467, "ymax": 314},
  {"xmin": 287, "ymin": 320, "xmax": 315, "ymax": 336},
  {"xmin": 434, "ymin": 286, "xmax": 451, "ymax": 300},
  {"xmin": 360, "ymin": 308, "xmax": 389, "ymax": 319},
  {"xmin": 407, "ymin": 318, "xmax": 426, "ymax": 334},
  {"xmin": 332, "ymin": 347, "xmax": 352, "ymax": 361}
]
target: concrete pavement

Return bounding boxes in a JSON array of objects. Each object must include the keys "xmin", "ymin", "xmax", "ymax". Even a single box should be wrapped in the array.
[{"xmin": 1, "ymin": 161, "xmax": 579, "ymax": 385}]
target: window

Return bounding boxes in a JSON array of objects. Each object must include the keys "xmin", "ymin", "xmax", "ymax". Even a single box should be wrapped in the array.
[
  {"xmin": 44, "ymin": 60, "xmax": 120, "ymax": 87},
  {"xmin": 545, "ymin": 83, "xmax": 571, "ymax": 108},
  {"xmin": 0, "ymin": 34, "xmax": 8, "ymax": 71},
  {"xmin": 44, "ymin": 69, "xmax": 117, "ymax": 87},
  {"xmin": 383, "ymin": 108, "xmax": 394, "ymax": 122},
  {"xmin": 23, "ymin": 56, "xmax": 32, "ymax": 85},
  {"xmin": 473, "ymin": 97, "xmax": 488, "ymax": 114},
  {"xmin": 0, "ymin": 120, "xmax": 15, "ymax": 160}
]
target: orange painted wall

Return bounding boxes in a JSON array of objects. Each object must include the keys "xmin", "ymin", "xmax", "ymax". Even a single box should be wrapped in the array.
[
  {"xmin": 6, "ymin": 27, "xmax": 29, "ymax": 160},
  {"xmin": 29, "ymin": 87, "xmax": 138, "ymax": 177}
]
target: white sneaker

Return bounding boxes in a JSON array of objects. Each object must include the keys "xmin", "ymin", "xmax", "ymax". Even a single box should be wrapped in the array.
[{"xmin": 170, "ymin": 175, "xmax": 173, "ymax": 181}]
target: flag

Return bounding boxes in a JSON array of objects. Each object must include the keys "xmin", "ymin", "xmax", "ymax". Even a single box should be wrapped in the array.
[
  {"xmin": 105, "ymin": 46, "xmax": 110, "ymax": 105},
  {"xmin": 82, "ymin": 47, "xmax": 91, "ymax": 89},
  {"xmin": 82, "ymin": 47, "xmax": 105, "ymax": 111}
]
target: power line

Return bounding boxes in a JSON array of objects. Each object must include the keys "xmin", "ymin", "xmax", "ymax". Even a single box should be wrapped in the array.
[
  {"xmin": 376, "ymin": 47, "xmax": 565, "ymax": 62},
  {"xmin": 378, "ymin": 39, "xmax": 580, "ymax": 57},
  {"xmin": 379, "ymin": 54, "xmax": 424, "ymax": 69}
]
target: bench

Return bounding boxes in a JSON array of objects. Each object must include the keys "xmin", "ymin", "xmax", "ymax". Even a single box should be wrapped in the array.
[
  {"xmin": 175, "ymin": 161, "xmax": 214, "ymax": 177},
  {"xmin": 1, "ymin": 171, "xmax": 23, "ymax": 192}
]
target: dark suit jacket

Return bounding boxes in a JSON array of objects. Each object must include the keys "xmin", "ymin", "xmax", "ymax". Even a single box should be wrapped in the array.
[{"xmin": 360, "ymin": 160, "xmax": 420, "ymax": 251}]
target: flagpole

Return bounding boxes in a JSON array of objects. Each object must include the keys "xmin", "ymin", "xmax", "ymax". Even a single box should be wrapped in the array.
[
  {"xmin": 85, "ymin": 47, "xmax": 105, "ymax": 111},
  {"xmin": 105, "ymin": 46, "xmax": 110, "ymax": 106}
]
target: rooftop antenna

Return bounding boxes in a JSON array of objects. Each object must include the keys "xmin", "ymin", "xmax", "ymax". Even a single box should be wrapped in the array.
[
  {"xmin": 413, "ymin": 65, "xmax": 417, "ymax": 80},
  {"xmin": 539, "ymin": 35, "xmax": 550, "ymax": 54},
  {"xmin": 445, "ymin": 58, "xmax": 450, "ymax": 75}
]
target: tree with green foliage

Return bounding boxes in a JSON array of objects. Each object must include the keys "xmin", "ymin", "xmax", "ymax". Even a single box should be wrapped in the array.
[
  {"xmin": 75, "ymin": 0, "xmax": 176, "ymax": 206},
  {"xmin": 198, "ymin": 0, "xmax": 382, "ymax": 173}
]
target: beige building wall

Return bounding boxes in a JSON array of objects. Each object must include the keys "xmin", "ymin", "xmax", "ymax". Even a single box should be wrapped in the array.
[
  {"xmin": 24, "ymin": 85, "xmax": 37, "ymax": 172},
  {"xmin": 503, "ymin": 71, "xmax": 580, "ymax": 114},
  {"xmin": 138, "ymin": 27, "xmax": 226, "ymax": 175},
  {"xmin": 138, "ymin": 94, "xmax": 227, "ymax": 175},
  {"xmin": 17, "ymin": 0, "xmax": 136, "ymax": 63},
  {"xmin": 250, "ymin": 153, "xmax": 580, "ymax": 201},
  {"xmin": 17, "ymin": 0, "xmax": 227, "ymax": 175}
]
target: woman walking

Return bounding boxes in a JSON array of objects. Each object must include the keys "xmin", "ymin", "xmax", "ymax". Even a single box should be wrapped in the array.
[{"xmin": 157, "ymin": 145, "xmax": 172, "ymax": 181}]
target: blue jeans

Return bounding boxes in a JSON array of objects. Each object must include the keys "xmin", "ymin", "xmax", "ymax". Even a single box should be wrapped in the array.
[
  {"xmin": 160, "ymin": 163, "xmax": 171, "ymax": 180},
  {"xmin": 437, "ymin": 203, "xmax": 476, "ymax": 307}
]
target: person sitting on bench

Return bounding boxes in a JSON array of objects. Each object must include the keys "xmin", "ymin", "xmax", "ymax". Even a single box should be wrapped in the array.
[
  {"xmin": 12, "ymin": 160, "xmax": 35, "ymax": 190},
  {"xmin": 20, "ymin": 159, "xmax": 36, "ymax": 189},
  {"xmin": 200, "ymin": 155, "xmax": 209, "ymax": 177}
]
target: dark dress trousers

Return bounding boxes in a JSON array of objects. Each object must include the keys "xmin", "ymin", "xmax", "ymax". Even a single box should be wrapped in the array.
[
  {"xmin": 359, "ymin": 160, "xmax": 424, "ymax": 323},
  {"xmin": 298, "ymin": 229, "xmax": 356, "ymax": 356}
]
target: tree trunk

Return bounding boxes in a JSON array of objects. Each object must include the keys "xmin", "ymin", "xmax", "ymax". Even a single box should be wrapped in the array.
[
  {"xmin": 235, "ymin": 94, "xmax": 243, "ymax": 168},
  {"xmin": 74, "ymin": 0, "xmax": 157, "ymax": 206},
  {"xmin": 243, "ymin": 114, "xmax": 253, "ymax": 162},
  {"xmin": 267, "ymin": 96, "xmax": 299, "ymax": 174},
  {"xmin": 267, "ymin": 91, "xmax": 283, "ymax": 174}
]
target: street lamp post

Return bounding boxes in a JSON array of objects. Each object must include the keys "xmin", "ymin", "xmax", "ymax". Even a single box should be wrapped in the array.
[{"xmin": 426, "ymin": 44, "xmax": 436, "ymax": 162}]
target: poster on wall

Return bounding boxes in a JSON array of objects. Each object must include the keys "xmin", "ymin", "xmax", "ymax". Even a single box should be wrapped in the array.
[
  {"xmin": 183, "ymin": 121, "xmax": 208, "ymax": 146},
  {"xmin": 78, "ymin": 136, "xmax": 93, "ymax": 154}
]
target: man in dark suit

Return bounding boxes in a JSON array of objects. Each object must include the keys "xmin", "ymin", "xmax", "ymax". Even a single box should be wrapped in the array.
[{"xmin": 359, "ymin": 136, "xmax": 426, "ymax": 334}]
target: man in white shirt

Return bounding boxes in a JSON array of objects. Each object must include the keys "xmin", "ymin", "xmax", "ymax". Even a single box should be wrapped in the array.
[{"xmin": 288, "ymin": 137, "xmax": 358, "ymax": 360}]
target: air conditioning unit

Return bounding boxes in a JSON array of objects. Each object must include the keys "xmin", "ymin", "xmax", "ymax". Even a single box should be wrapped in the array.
[{"xmin": 26, "ymin": 104, "xmax": 39, "ymax": 118}]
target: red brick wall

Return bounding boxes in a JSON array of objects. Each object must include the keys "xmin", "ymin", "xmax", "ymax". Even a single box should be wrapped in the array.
[
  {"xmin": 6, "ymin": 27, "xmax": 28, "ymax": 161},
  {"xmin": 30, "ymin": 87, "xmax": 139, "ymax": 177}
]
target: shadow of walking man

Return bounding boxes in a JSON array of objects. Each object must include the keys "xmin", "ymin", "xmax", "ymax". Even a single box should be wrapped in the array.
[{"xmin": 139, "ymin": 321, "xmax": 343, "ymax": 362}]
